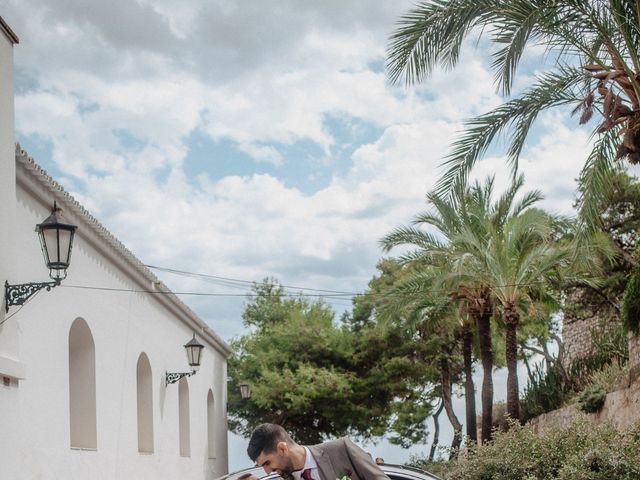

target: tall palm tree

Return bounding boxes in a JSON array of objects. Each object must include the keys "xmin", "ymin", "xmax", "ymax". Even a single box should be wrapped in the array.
[
  {"xmin": 454, "ymin": 206, "xmax": 568, "ymax": 420},
  {"xmin": 383, "ymin": 174, "xmax": 547, "ymax": 439},
  {"xmin": 386, "ymin": 0, "xmax": 638, "ymax": 226}
]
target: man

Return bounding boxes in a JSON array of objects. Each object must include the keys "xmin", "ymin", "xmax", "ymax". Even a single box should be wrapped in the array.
[{"xmin": 247, "ymin": 423, "xmax": 390, "ymax": 480}]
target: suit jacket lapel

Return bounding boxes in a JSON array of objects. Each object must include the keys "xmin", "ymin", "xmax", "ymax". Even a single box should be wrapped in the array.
[{"xmin": 308, "ymin": 445, "xmax": 335, "ymax": 480}]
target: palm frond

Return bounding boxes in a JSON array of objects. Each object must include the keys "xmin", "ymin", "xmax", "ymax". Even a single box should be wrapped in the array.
[
  {"xmin": 511, "ymin": 189, "xmax": 545, "ymax": 217},
  {"xmin": 489, "ymin": 0, "xmax": 548, "ymax": 95},
  {"xmin": 386, "ymin": 0, "xmax": 496, "ymax": 86},
  {"xmin": 575, "ymin": 128, "xmax": 622, "ymax": 233},
  {"xmin": 380, "ymin": 226, "xmax": 447, "ymax": 253},
  {"xmin": 436, "ymin": 66, "xmax": 589, "ymax": 196}
]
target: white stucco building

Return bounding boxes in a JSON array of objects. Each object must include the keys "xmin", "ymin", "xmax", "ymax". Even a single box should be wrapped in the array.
[{"xmin": 0, "ymin": 17, "xmax": 232, "ymax": 480}]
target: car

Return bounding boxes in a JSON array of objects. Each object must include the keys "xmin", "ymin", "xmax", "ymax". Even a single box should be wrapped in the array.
[{"xmin": 215, "ymin": 462, "xmax": 441, "ymax": 480}]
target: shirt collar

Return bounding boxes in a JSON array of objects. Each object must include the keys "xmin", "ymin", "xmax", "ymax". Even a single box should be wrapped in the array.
[
  {"xmin": 293, "ymin": 447, "xmax": 318, "ymax": 480},
  {"xmin": 302, "ymin": 446, "xmax": 317, "ymax": 470}
]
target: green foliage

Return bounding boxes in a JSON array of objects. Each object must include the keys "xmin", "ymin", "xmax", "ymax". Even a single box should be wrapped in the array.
[
  {"xmin": 587, "ymin": 361, "xmax": 629, "ymax": 393},
  {"xmin": 445, "ymin": 421, "xmax": 640, "ymax": 480},
  {"xmin": 346, "ymin": 259, "xmax": 451, "ymax": 447},
  {"xmin": 228, "ymin": 278, "xmax": 435, "ymax": 444},
  {"xmin": 622, "ymin": 271, "xmax": 640, "ymax": 334},
  {"xmin": 520, "ymin": 363, "xmax": 565, "ymax": 422},
  {"xmin": 407, "ymin": 455, "xmax": 452, "ymax": 479},
  {"xmin": 577, "ymin": 384, "xmax": 607, "ymax": 414},
  {"xmin": 386, "ymin": 0, "xmax": 640, "ymax": 229},
  {"xmin": 568, "ymin": 320, "xmax": 628, "ymax": 391}
]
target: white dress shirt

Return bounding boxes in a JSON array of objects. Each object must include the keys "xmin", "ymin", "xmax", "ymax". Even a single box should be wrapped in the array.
[{"xmin": 293, "ymin": 446, "xmax": 320, "ymax": 480}]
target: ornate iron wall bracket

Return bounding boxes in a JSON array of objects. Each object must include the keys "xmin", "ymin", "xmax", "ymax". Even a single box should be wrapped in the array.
[
  {"xmin": 5, "ymin": 279, "xmax": 60, "ymax": 313},
  {"xmin": 165, "ymin": 371, "xmax": 195, "ymax": 385}
]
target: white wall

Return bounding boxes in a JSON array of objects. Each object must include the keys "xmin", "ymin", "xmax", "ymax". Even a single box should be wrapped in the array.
[
  {"xmin": 0, "ymin": 20, "xmax": 23, "ymax": 480},
  {"xmin": 0, "ymin": 165, "xmax": 230, "ymax": 480},
  {"xmin": 0, "ymin": 23, "xmax": 16, "ymax": 318},
  {"xmin": 0, "ymin": 16, "xmax": 230, "ymax": 478}
]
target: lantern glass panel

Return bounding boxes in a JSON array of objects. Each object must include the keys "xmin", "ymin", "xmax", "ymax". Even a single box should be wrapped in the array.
[
  {"xmin": 41, "ymin": 227, "xmax": 74, "ymax": 269},
  {"xmin": 58, "ymin": 229, "xmax": 73, "ymax": 265},
  {"xmin": 239, "ymin": 383, "xmax": 251, "ymax": 399},
  {"xmin": 39, "ymin": 228, "xmax": 54, "ymax": 265},
  {"xmin": 185, "ymin": 344, "xmax": 203, "ymax": 370}
]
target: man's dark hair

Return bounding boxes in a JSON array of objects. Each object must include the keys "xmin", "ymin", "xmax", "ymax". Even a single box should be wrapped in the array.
[{"xmin": 247, "ymin": 423, "xmax": 293, "ymax": 461}]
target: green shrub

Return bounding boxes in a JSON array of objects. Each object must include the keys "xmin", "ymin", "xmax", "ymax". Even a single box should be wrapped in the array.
[
  {"xmin": 577, "ymin": 384, "xmax": 607, "ymax": 413},
  {"xmin": 568, "ymin": 320, "xmax": 628, "ymax": 391},
  {"xmin": 445, "ymin": 420, "xmax": 640, "ymax": 480},
  {"xmin": 406, "ymin": 456, "xmax": 452, "ymax": 479},
  {"xmin": 520, "ymin": 362, "xmax": 565, "ymax": 422},
  {"xmin": 588, "ymin": 361, "xmax": 628, "ymax": 393},
  {"xmin": 622, "ymin": 271, "xmax": 640, "ymax": 334}
]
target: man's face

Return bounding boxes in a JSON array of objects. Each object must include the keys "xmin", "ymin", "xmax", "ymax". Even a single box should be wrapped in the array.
[{"xmin": 255, "ymin": 441, "xmax": 295, "ymax": 477}]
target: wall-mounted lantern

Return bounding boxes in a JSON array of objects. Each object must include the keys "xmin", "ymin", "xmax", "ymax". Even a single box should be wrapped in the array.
[
  {"xmin": 227, "ymin": 382, "xmax": 251, "ymax": 411},
  {"xmin": 238, "ymin": 382, "xmax": 251, "ymax": 400},
  {"xmin": 5, "ymin": 202, "xmax": 77, "ymax": 312},
  {"xmin": 166, "ymin": 334, "xmax": 205, "ymax": 385}
]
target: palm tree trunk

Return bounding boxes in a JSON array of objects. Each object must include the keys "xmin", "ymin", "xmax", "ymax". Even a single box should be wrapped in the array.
[
  {"xmin": 440, "ymin": 356, "xmax": 462, "ymax": 458},
  {"xmin": 462, "ymin": 321, "xmax": 477, "ymax": 442},
  {"xmin": 504, "ymin": 305, "xmax": 521, "ymax": 421},
  {"xmin": 429, "ymin": 400, "xmax": 444, "ymax": 461},
  {"xmin": 474, "ymin": 300, "xmax": 494, "ymax": 443}
]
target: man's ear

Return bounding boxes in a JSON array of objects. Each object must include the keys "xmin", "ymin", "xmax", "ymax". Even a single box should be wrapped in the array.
[{"xmin": 277, "ymin": 441, "xmax": 289, "ymax": 455}]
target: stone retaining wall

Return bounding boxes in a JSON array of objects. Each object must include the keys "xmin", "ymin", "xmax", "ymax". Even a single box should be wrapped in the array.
[
  {"xmin": 528, "ymin": 377, "xmax": 640, "ymax": 434},
  {"xmin": 561, "ymin": 287, "xmax": 619, "ymax": 369}
]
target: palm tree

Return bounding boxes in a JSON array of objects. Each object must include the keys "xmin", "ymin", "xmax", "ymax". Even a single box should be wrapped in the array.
[
  {"xmin": 454, "ymin": 206, "xmax": 568, "ymax": 420},
  {"xmin": 381, "ymin": 183, "xmax": 484, "ymax": 442},
  {"xmin": 383, "ymin": 173, "xmax": 548, "ymax": 439},
  {"xmin": 386, "ymin": 0, "xmax": 638, "ymax": 226}
]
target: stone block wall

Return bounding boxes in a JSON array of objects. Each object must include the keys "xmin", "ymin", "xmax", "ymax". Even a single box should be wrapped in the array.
[
  {"xmin": 529, "ymin": 377, "xmax": 640, "ymax": 434},
  {"xmin": 629, "ymin": 331, "xmax": 640, "ymax": 383},
  {"xmin": 561, "ymin": 287, "xmax": 619, "ymax": 369}
]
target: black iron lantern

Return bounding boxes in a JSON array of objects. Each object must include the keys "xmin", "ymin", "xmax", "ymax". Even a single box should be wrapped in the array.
[
  {"xmin": 166, "ymin": 333, "xmax": 206, "ymax": 385},
  {"xmin": 184, "ymin": 334, "xmax": 205, "ymax": 371},
  {"xmin": 238, "ymin": 382, "xmax": 251, "ymax": 400},
  {"xmin": 227, "ymin": 381, "xmax": 251, "ymax": 411},
  {"xmin": 5, "ymin": 202, "xmax": 78, "ymax": 312},
  {"xmin": 37, "ymin": 202, "xmax": 77, "ymax": 281}
]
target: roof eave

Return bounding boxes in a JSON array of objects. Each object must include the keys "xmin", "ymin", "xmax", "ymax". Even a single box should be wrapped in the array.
[{"xmin": 0, "ymin": 16, "xmax": 19, "ymax": 45}]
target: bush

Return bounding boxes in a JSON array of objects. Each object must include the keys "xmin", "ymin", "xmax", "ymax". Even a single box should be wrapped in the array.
[
  {"xmin": 568, "ymin": 320, "xmax": 628, "ymax": 391},
  {"xmin": 588, "ymin": 361, "xmax": 628, "ymax": 393},
  {"xmin": 406, "ymin": 456, "xmax": 452, "ymax": 479},
  {"xmin": 520, "ymin": 362, "xmax": 565, "ymax": 422},
  {"xmin": 445, "ymin": 420, "xmax": 640, "ymax": 480},
  {"xmin": 577, "ymin": 384, "xmax": 607, "ymax": 413},
  {"xmin": 622, "ymin": 271, "xmax": 640, "ymax": 334}
]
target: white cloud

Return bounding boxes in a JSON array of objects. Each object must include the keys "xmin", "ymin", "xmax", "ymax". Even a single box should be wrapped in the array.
[
  {"xmin": 5, "ymin": 1, "xmax": 592, "ymax": 341},
  {"xmin": 3, "ymin": 0, "xmax": 605, "ymax": 466},
  {"xmin": 469, "ymin": 111, "xmax": 593, "ymax": 215}
]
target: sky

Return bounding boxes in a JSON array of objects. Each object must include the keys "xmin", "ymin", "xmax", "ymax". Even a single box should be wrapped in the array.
[{"xmin": 0, "ymin": 0, "xmax": 606, "ymax": 472}]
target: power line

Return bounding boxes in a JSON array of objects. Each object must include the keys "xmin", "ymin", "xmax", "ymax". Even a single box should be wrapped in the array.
[
  {"xmin": 60, "ymin": 284, "xmax": 355, "ymax": 298},
  {"xmin": 145, "ymin": 264, "xmax": 359, "ymax": 295},
  {"xmin": 144, "ymin": 264, "xmax": 575, "ymax": 296},
  {"xmin": 56, "ymin": 281, "xmax": 614, "ymax": 310}
]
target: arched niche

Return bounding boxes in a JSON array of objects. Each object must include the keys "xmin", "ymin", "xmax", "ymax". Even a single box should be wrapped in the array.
[
  {"xmin": 68, "ymin": 317, "xmax": 97, "ymax": 449},
  {"xmin": 207, "ymin": 389, "xmax": 215, "ymax": 458},
  {"xmin": 136, "ymin": 352, "xmax": 154, "ymax": 453},
  {"xmin": 178, "ymin": 377, "xmax": 190, "ymax": 457}
]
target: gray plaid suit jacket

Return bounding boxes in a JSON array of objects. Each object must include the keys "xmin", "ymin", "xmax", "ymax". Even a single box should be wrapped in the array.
[{"xmin": 307, "ymin": 438, "xmax": 389, "ymax": 480}]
